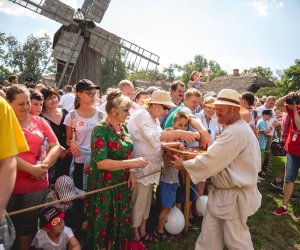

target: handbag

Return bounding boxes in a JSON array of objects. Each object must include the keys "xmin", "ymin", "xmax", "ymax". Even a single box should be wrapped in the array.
[{"xmin": 271, "ymin": 138, "xmax": 286, "ymax": 156}]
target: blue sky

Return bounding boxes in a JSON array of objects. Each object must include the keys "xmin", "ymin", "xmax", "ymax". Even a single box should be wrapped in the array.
[{"xmin": 1, "ymin": 0, "xmax": 299, "ymax": 75}]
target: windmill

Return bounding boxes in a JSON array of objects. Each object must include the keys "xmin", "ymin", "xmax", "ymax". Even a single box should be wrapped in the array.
[{"xmin": 8, "ymin": 0, "xmax": 160, "ymax": 88}]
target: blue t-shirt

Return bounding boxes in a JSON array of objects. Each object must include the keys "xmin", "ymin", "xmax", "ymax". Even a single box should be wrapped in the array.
[{"xmin": 256, "ymin": 119, "xmax": 267, "ymax": 150}]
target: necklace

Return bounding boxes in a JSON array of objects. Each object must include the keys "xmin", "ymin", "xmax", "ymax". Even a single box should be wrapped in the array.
[{"xmin": 106, "ymin": 119, "xmax": 125, "ymax": 139}]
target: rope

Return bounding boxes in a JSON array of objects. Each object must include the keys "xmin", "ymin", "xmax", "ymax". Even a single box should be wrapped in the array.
[{"xmin": 8, "ymin": 169, "xmax": 162, "ymax": 216}]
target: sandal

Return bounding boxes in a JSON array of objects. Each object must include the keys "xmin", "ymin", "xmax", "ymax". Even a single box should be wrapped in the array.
[
  {"xmin": 141, "ymin": 233, "xmax": 159, "ymax": 243},
  {"xmin": 153, "ymin": 230, "xmax": 169, "ymax": 241}
]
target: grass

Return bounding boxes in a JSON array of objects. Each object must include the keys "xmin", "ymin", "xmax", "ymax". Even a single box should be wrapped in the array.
[{"xmin": 146, "ymin": 156, "xmax": 300, "ymax": 250}]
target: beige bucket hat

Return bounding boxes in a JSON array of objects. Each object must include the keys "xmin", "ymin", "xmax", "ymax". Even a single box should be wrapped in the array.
[
  {"xmin": 214, "ymin": 89, "xmax": 240, "ymax": 107},
  {"xmin": 148, "ymin": 90, "xmax": 177, "ymax": 107},
  {"xmin": 203, "ymin": 96, "xmax": 216, "ymax": 108}
]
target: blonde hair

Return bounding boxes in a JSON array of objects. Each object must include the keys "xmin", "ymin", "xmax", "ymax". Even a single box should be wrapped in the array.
[{"xmin": 105, "ymin": 88, "xmax": 132, "ymax": 114}]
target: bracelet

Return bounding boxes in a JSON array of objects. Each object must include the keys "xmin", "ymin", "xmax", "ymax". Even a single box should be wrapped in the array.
[{"xmin": 129, "ymin": 169, "xmax": 136, "ymax": 173}]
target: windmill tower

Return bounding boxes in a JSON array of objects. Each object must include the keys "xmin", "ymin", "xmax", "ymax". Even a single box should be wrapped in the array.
[{"xmin": 8, "ymin": 0, "xmax": 160, "ymax": 88}]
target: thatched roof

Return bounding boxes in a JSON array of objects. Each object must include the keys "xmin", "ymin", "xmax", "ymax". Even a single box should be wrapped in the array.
[{"xmin": 201, "ymin": 73, "xmax": 275, "ymax": 93}]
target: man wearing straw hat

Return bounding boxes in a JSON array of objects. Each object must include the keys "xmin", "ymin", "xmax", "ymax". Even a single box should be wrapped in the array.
[{"xmin": 171, "ymin": 89, "xmax": 262, "ymax": 250}]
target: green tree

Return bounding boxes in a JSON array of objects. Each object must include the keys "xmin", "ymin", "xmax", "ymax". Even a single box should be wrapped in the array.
[
  {"xmin": 0, "ymin": 32, "xmax": 54, "ymax": 83},
  {"xmin": 100, "ymin": 48, "xmax": 127, "ymax": 94},
  {"xmin": 180, "ymin": 55, "xmax": 222, "ymax": 83},
  {"xmin": 281, "ymin": 59, "xmax": 300, "ymax": 92},
  {"xmin": 242, "ymin": 66, "xmax": 276, "ymax": 81}
]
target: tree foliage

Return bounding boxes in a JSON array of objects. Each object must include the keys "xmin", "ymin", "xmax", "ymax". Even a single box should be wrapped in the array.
[
  {"xmin": 242, "ymin": 66, "xmax": 276, "ymax": 81},
  {"xmin": 180, "ymin": 55, "xmax": 223, "ymax": 83},
  {"xmin": 100, "ymin": 48, "xmax": 127, "ymax": 94},
  {"xmin": 0, "ymin": 32, "xmax": 54, "ymax": 83}
]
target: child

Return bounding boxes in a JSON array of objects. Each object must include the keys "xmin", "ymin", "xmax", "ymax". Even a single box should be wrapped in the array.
[
  {"xmin": 256, "ymin": 110, "xmax": 277, "ymax": 171},
  {"xmin": 31, "ymin": 206, "xmax": 80, "ymax": 250},
  {"xmin": 45, "ymin": 175, "xmax": 86, "ymax": 242},
  {"xmin": 29, "ymin": 88, "xmax": 44, "ymax": 116},
  {"xmin": 156, "ymin": 112, "xmax": 199, "ymax": 239}
]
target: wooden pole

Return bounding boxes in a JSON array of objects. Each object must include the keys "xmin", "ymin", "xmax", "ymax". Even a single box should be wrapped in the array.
[{"xmin": 183, "ymin": 170, "xmax": 190, "ymax": 234}]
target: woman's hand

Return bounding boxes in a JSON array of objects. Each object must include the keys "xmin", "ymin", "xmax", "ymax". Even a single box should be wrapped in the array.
[
  {"xmin": 70, "ymin": 141, "xmax": 82, "ymax": 157},
  {"xmin": 129, "ymin": 157, "xmax": 148, "ymax": 169},
  {"xmin": 178, "ymin": 130, "xmax": 196, "ymax": 143},
  {"xmin": 30, "ymin": 164, "xmax": 48, "ymax": 180},
  {"xmin": 127, "ymin": 171, "xmax": 137, "ymax": 191},
  {"xmin": 59, "ymin": 147, "xmax": 69, "ymax": 159},
  {"xmin": 81, "ymin": 220, "xmax": 88, "ymax": 231}
]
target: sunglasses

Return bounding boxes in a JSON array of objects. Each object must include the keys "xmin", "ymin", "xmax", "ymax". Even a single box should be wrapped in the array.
[
  {"xmin": 121, "ymin": 108, "xmax": 130, "ymax": 113},
  {"xmin": 161, "ymin": 105, "xmax": 170, "ymax": 111}
]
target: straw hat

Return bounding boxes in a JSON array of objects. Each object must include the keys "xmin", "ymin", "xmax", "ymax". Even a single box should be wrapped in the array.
[
  {"xmin": 148, "ymin": 90, "xmax": 176, "ymax": 107},
  {"xmin": 203, "ymin": 96, "xmax": 216, "ymax": 108},
  {"xmin": 213, "ymin": 89, "xmax": 240, "ymax": 107}
]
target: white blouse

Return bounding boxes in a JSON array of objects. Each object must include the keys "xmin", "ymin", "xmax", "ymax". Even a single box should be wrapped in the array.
[{"xmin": 127, "ymin": 108, "xmax": 163, "ymax": 185}]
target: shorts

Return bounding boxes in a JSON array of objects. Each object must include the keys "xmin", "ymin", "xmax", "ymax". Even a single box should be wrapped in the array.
[
  {"xmin": 157, "ymin": 182, "xmax": 178, "ymax": 208},
  {"xmin": 6, "ymin": 189, "xmax": 48, "ymax": 236},
  {"xmin": 284, "ymin": 153, "xmax": 300, "ymax": 183},
  {"xmin": 176, "ymin": 180, "xmax": 198, "ymax": 204}
]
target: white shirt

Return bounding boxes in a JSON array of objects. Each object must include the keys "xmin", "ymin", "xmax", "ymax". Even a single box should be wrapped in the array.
[
  {"xmin": 31, "ymin": 226, "xmax": 74, "ymax": 250},
  {"xmin": 58, "ymin": 93, "xmax": 75, "ymax": 112},
  {"xmin": 196, "ymin": 110, "xmax": 220, "ymax": 143},
  {"xmin": 256, "ymin": 105, "xmax": 276, "ymax": 136},
  {"xmin": 127, "ymin": 109, "xmax": 163, "ymax": 185},
  {"xmin": 63, "ymin": 110, "xmax": 103, "ymax": 163}
]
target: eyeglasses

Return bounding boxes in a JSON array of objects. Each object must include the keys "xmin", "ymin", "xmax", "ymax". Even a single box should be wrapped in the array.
[
  {"xmin": 83, "ymin": 91, "xmax": 96, "ymax": 97},
  {"xmin": 161, "ymin": 105, "xmax": 170, "ymax": 111},
  {"xmin": 121, "ymin": 108, "xmax": 130, "ymax": 113}
]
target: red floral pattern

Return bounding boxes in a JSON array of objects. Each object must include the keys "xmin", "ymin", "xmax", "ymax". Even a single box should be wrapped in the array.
[{"xmin": 86, "ymin": 121, "xmax": 134, "ymax": 250}]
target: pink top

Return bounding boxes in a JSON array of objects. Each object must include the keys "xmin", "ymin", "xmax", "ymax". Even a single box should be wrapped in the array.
[
  {"xmin": 284, "ymin": 106, "xmax": 300, "ymax": 157},
  {"xmin": 13, "ymin": 115, "xmax": 58, "ymax": 195}
]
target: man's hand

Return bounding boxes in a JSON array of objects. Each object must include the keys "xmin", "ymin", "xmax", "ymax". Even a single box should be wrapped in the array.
[
  {"xmin": 170, "ymin": 155, "xmax": 185, "ymax": 170},
  {"xmin": 199, "ymin": 130, "xmax": 211, "ymax": 150}
]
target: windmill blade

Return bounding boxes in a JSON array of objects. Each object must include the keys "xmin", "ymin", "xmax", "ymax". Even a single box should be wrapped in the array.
[
  {"xmin": 88, "ymin": 27, "xmax": 120, "ymax": 59},
  {"xmin": 52, "ymin": 31, "xmax": 84, "ymax": 64},
  {"xmin": 119, "ymin": 38, "xmax": 160, "ymax": 72},
  {"xmin": 8, "ymin": 0, "xmax": 75, "ymax": 26},
  {"xmin": 88, "ymin": 27, "xmax": 160, "ymax": 71},
  {"xmin": 81, "ymin": 0, "xmax": 111, "ymax": 23}
]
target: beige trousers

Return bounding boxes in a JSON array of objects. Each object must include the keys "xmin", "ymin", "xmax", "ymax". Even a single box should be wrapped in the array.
[
  {"xmin": 195, "ymin": 210, "xmax": 254, "ymax": 250},
  {"xmin": 131, "ymin": 182, "xmax": 153, "ymax": 228}
]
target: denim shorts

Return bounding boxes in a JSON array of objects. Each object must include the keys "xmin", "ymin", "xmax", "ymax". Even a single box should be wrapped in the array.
[
  {"xmin": 6, "ymin": 189, "xmax": 48, "ymax": 236},
  {"xmin": 284, "ymin": 153, "xmax": 300, "ymax": 183},
  {"xmin": 176, "ymin": 180, "xmax": 198, "ymax": 203},
  {"xmin": 157, "ymin": 182, "xmax": 178, "ymax": 208}
]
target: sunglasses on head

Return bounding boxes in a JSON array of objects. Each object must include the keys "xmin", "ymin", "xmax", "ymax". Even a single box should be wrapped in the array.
[{"xmin": 161, "ymin": 105, "xmax": 170, "ymax": 111}]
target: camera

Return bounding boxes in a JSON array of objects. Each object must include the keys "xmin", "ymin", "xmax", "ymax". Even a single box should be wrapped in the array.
[{"xmin": 286, "ymin": 95, "xmax": 300, "ymax": 105}]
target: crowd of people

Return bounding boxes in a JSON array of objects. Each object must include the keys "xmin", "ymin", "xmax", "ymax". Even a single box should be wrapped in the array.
[{"xmin": 0, "ymin": 72, "xmax": 299, "ymax": 250}]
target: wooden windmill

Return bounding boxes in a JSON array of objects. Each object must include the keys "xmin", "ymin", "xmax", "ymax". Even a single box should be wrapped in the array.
[{"xmin": 8, "ymin": 0, "xmax": 160, "ymax": 88}]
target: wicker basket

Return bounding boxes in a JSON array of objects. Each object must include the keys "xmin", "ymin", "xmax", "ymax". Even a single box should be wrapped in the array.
[{"xmin": 162, "ymin": 146, "xmax": 206, "ymax": 162}]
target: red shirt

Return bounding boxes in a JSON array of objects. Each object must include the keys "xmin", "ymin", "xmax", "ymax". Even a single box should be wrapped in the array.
[
  {"xmin": 13, "ymin": 115, "xmax": 57, "ymax": 195},
  {"xmin": 284, "ymin": 106, "xmax": 300, "ymax": 156}
]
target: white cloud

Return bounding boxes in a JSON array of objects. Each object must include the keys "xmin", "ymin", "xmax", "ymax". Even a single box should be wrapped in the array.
[
  {"xmin": 251, "ymin": 0, "xmax": 269, "ymax": 16},
  {"xmin": 251, "ymin": 0, "xmax": 284, "ymax": 16}
]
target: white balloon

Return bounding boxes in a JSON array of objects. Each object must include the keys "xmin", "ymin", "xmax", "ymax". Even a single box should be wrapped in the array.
[
  {"xmin": 164, "ymin": 207, "xmax": 185, "ymax": 235},
  {"xmin": 196, "ymin": 195, "xmax": 208, "ymax": 216}
]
